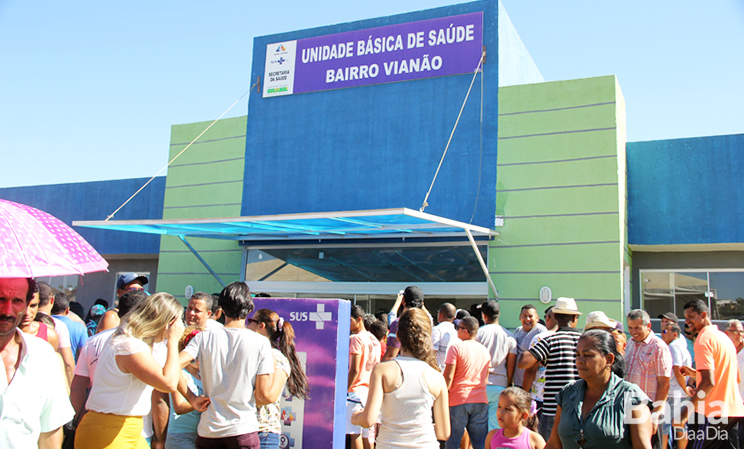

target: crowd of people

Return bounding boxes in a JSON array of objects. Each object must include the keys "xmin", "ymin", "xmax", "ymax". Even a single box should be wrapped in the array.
[
  {"xmin": 3, "ymin": 275, "xmax": 744, "ymax": 449},
  {"xmin": 347, "ymin": 289, "xmax": 744, "ymax": 449},
  {"xmin": 0, "ymin": 273, "xmax": 307, "ymax": 449}
]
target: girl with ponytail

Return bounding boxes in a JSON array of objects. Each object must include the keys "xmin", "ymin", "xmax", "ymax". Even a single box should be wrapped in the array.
[{"xmin": 247, "ymin": 308, "xmax": 309, "ymax": 449}]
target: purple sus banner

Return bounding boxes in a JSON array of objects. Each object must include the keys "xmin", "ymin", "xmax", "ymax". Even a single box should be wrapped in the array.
[{"xmin": 248, "ymin": 298, "xmax": 351, "ymax": 449}]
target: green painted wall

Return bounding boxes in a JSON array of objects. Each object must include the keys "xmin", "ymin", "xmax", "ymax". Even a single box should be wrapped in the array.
[
  {"xmin": 493, "ymin": 76, "xmax": 628, "ymax": 328},
  {"xmin": 156, "ymin": 116, "xmax": 247, "ymax": 303}
]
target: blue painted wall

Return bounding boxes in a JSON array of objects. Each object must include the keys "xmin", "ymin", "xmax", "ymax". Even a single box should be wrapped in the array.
[
  {"xmin": 0, "ymin": 177, "xmax": 166, "ymax": 254},
  {"xmin": 243, "ymin": 1, "xmax": 499, "ymax": 228},
  {"xmin": 628, "ymin": 134, "xmax": 744, "ymax": 245},
  {"xmin": 497, "ymin": 0, "xmax": 543, "ymax": 87}
]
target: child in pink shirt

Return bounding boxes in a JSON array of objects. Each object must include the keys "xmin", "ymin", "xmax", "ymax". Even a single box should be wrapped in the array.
[{"xmin": 486, "ymin": 387, "xmax": 545, "ymax": 449}]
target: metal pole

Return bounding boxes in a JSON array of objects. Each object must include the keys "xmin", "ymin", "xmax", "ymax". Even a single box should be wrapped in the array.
[
  {"xmin": 465, "ymin": 229, "xmax": 498, "ymax": 298},
  {"xmin": 178, "ymin": 236, "xmax": 226, "ymax": 288}
]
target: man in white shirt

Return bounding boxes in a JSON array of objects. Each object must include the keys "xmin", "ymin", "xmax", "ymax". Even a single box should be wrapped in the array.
[
  {"xmin": 725, "ymin": 319, "xmax": 744, "ymax": 449},
  {"xmin": 662, "ymin": 322, "xmax": 692, "ymax": 449},
  {"xmin": 0, "ymin": 277, "xmax": 74, "ymax": 448},
  {"xmin": 510, "ymin": 304, "xmax": 547, "ymax": 388},
  {"xmin": 180, "ymin": 281, "xmax": 274, "ymax": 447},
  {"xmin": 725, "ymin": 320, "xmax": 744, "ymax": 392},
  {"xmin": 475, "ymin": 300, "xmax": 516, "ymax": 431},
  {"xmin": 431, "ymin": 303, "xmax": 459, "ymax": 371}
]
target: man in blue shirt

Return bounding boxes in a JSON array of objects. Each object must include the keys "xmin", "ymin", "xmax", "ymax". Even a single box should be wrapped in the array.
[{"xmin": 52, "ymin": 292, "xmax": 88, "ymax": 361}]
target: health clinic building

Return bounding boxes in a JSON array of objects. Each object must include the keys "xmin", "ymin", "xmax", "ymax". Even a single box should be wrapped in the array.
[{"xmin": 3, "ymin": 1, "xmax": 742, "ymax": 328}]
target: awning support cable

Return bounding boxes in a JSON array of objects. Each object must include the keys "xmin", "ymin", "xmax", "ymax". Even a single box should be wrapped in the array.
[
  {"xmin": 105, "ymin": 89, "xmax": 251, "ymax": 221},
  {"xmin": 420, "ymin": 51, "xmax": 485, "ymax": 214}
]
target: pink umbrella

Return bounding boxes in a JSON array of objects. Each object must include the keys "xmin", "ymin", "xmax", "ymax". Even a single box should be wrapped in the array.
[{"xmin": 0, "ymin": 199, "xmax": 108, "ymax": 278}]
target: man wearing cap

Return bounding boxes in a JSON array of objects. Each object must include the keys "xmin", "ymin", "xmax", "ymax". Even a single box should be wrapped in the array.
[
  {"xmin": 98, "ymin": 272, "xmax": 148, "ymax": 333},
  {"xmin": 517, "ymin": 297, "xmax": 582, "ymax": 441},
  {"xmin": 625, "ymin": 309, "xmax": 672, "ymax": 448},
  {"xmin": 116, "ymin": 272, "xmax": 149, "ymax": 298},
  {"xmin": 475, "ymin": 300, "xmax": 516, "ymax": 431},
  {"xmin": 0, "ymin": 277, "xmax": 74, "ymax": 448},
  {"xmin": 444, "ymin": 317, "xmax": 490, "ymax": 449},
  {"xmin": 382, "ymin": 286, "xmax": 427, "ymax": 361}
]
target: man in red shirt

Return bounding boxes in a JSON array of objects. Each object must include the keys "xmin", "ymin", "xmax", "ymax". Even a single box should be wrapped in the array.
[
  {"xmin": 443, "ymin": 316, "xmax": 491, "ymax": 449},
  {"xmin": 347, "ymin": 305, "xmax": 381, "ymax": 449}
]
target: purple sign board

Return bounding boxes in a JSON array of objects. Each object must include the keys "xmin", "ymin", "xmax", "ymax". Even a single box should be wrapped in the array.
[
  {"xmin": 263, "ymin": 12, "xmax": 483, "ymax": 97},
  {"xmin": 248, "ymin": 298, "xmax": 351, "ymax": 449}
]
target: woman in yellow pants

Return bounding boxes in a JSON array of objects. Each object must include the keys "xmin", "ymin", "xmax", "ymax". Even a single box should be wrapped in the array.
[{"xmin": 75, "ymin": 292, "xmax": 185, "ymax": 448}]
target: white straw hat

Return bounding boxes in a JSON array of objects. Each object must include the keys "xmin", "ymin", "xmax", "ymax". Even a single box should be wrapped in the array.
[
  {"xmin": 585, "ymin": 311, "xmax": 617, "ymax": 330},
  {"xmin": 552, "ymin": 297, "xmax": 582, "ymax": 315}
]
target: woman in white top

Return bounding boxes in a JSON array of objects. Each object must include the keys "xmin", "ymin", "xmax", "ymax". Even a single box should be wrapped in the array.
[
  {"xmin": 352, "ymin": 308, "xmax": 450, "ymax": 448},
  {"xmin": 247, "ymin": 308, "xmax": 310, "ymax": 449},
  {"xmin": 75, "ymin": 292, "xmax": 185, "ymax": 449}
]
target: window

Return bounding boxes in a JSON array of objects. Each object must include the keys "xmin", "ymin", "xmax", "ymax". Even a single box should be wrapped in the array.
[
  {"xmin": 640, "ymin": 270, "xmax": 744, "ymax": 320},
  {"xmin": 242, "ymin": 243, "xmax": 490, "ymax": 316},
  {"xmin": 244, "ymin": 244, "xmax": 488, "ymax": 283},
  {"xmin": 35, "ymin": 275, "xmax": 80, "ymax": 303}
]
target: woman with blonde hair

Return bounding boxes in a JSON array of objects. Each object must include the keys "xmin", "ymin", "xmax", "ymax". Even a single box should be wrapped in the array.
[
  {"xmin": 75, "ymin": 292, "xmax": 185, "ymax": 449},
  {"xmin": 352, "ymin": 307, "xmax": 450, "ymax": 448},
  {"xmin": 247, "ymin": 308, "xmax": 310, "ymax": 449}
]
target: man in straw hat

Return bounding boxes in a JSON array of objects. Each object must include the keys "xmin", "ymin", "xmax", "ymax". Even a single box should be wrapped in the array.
[
  {"xmin": 517, "ymin": 297, "xmax": 582, "ymax": 441},
  {"xmin": 584, "ymin": 310, "xmax": 618, "ymax": 331}
]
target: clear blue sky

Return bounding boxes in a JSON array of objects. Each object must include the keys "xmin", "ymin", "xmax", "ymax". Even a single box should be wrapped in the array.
[{"xmin": 1, "ymin": 0, "xmax": 742, "ymax": 188}]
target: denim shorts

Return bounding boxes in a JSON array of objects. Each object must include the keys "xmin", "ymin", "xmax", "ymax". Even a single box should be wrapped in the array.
[{"xmin": 258, "ymin": 432, "xmax": 280, "ymax": 449}]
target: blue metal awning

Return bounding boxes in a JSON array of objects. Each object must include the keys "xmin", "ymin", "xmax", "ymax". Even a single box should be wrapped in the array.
[
  {"xmin": 73, "ymin": 208, "xmax": 497, "ymax": 241},
  {"xmin": 73, "ymin": 208, "xmax": 499, "ymax": 295}
]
